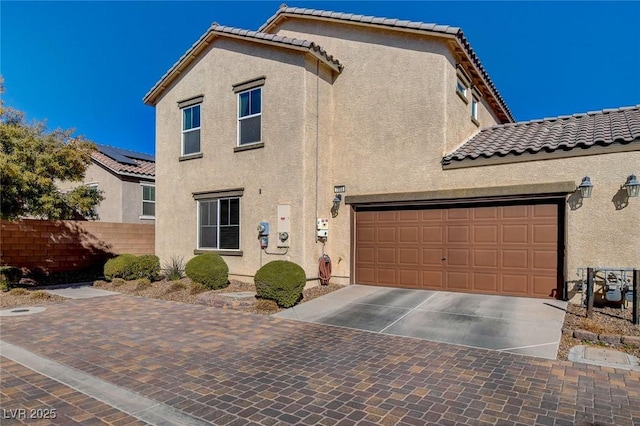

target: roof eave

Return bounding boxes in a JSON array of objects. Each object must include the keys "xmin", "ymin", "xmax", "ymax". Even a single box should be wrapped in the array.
[{"xmin": 143, "ymin": 28, "xmax": 341, "ymax": 106}]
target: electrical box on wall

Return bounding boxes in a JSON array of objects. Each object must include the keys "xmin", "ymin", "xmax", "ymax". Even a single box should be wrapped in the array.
[
  {"xmin": 317, "ymin": 217, "xmax": 329, "ymax": 238},
  {"xmin": 277, "ymin": 204, "xmax": 290, "ymax": 248}
]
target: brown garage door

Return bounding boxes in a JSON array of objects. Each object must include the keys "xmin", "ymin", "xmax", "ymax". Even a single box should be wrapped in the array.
[{"xmin": 355, "ymin": 202, "xmax": 559, "ymax": 297}]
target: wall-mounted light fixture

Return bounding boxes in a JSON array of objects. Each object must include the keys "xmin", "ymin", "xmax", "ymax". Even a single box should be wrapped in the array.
[
  {"xmin": 578, "ymin": 176, "xmax": 593, "ymax": 198},
  {"xmin": 331, "ymin": 194, "xmax": 342, "ymax": 218},
  {"xmin": 624, "ymin": 174, "xmax": 640, "ymax": 198}
]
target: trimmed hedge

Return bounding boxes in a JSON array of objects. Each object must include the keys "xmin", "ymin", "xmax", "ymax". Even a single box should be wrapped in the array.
[
  {"xmin": 254, "ymin": 260, "xmax": 305, "ymax": 308},
  {"xmin": 104, "ymin": 254, "xmax": 160, "ymax": 281},
  {"xmin": 185, "ymin": 253, "xmax": 229, "ymax": 290},
  {"xmin": 104, "ymin": 254, "xmax": 137, "ymax": 281}
]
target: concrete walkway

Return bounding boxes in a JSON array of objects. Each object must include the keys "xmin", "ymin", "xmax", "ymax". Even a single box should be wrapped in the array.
[
  {"xmin": 1, "ymin": 294, "xmax": 639, "ymax": 425},
  {"xmin": 44, "ymin": 285, "xmax": 120, "ymax": 299},
  {"xmin": 275, "ymin": 285, "xmax": 567, "ymax": 359}
]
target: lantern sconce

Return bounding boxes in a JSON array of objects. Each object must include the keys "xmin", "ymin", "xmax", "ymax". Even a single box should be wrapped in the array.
[
  {"xmin": 578, "ymin": 176, "xmax": 593, "ymax": 199},
  {"xmin": 623, "ymin": 174, "xmax": 640, "ymax": 198}
]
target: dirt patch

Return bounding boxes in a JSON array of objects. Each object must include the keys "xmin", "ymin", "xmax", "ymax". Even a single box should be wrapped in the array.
[
  {"xmin": 93, "ymin": 279, "xmax": 344, "ymax": 315},
  {"xmin": 558, "ymin": 302, "xmax": 640, "ymax": 360},
  {"xmin": 0, "ymin": 289, "xmax": 67, "ymax": 309}
]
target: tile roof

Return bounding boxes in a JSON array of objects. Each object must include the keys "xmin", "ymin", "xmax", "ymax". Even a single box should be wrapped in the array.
[
  {"xmin": 442, "ymin": 105, "xmax": 640, "ymax": 166},
  {"xmin": 259, "ymin": 5, "xmax": 514, "ymax": 123},
  {"xmin": 143, "ymin": 23, "xmax": 341, "ymax": 105},
  {"xmin": 92, "ymin": 145, "xmax": 155, "ymax": 178}
]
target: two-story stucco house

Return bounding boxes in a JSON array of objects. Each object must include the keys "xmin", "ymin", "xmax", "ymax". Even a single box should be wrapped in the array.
[
  {"xmin": 70, "ymin": 144, "xmax": 156, "ymax": 224},
  {"xmin": 143, "ymin": 5, "xmax": 639, "ymax": 300}
]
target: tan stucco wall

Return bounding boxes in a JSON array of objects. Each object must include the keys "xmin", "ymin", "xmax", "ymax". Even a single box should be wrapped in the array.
[{"xmin": 152, "ymin": 18, "xmax": 640, "ymax": 293}]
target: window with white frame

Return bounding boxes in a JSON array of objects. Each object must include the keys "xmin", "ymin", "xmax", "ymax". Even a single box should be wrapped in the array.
[
  {"xmin": 182, "ymin": 104, "xmax": 201, "ymax": 155},
  {"xmin": 142, "ymin": 185, "xmax": 155, "ymax": 217},
  {"xmin": 198, "ymin": 197, "xmax": 240, "ymax": 249},
  {"xmin": 238, "ymin": 87, "xmax": 261, "ymax": 145},
  {"xmin": 471, "ymin": 97, "xmax": 479, "ymax": 121},
  {"xmin": 456, "ymin": 78, "xmax": 468, "ymax": 98}
]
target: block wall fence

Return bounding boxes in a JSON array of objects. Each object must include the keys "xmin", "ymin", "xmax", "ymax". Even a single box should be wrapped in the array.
[{"xmin": 0, "ymin": 219, "xmax": 154, "ymax": 273}]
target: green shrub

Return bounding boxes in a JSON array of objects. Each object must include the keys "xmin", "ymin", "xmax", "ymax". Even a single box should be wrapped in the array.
[
  {"xmin": 185, "ymin": 253, "xmax": 229, "ymax": 290},
  {"xmin": 163, "ymin": 256, "xmax": 185, "ymax": 281},
  {"xmin": 131, "ymin": 255, "xmax": 160, "ymax": 281},
  {"xmin": 104, "ymin": 254, "xmax": 137, "ymax": 281},
  {"xmin": 0, "ymin": 266, "xmax": 22, "ymax": 291},
  {"xmin": 254, "ymin": 260, "xmax": 306, "ymax": 308}
]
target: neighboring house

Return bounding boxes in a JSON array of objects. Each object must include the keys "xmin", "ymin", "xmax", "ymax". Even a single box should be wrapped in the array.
[
  {"xmin": 64, "ymin": 144, "xmax": 156, "ymax": 223},
  {"xmin": 143, "ymin": 5, "xmax": 639, "ymax": 299}
]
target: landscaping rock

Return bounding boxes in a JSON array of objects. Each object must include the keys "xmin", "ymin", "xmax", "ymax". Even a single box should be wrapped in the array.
[
  {"xmin": 622, "ymin": 336, "xmax": 640, "ymax": 348},
  {"xmin": 195, "ymin": 291, "xmax": 257, "ymax": 309},
  {"xmin": 573, "ymin": 329, "xmax": 598, "ymax": 341},
  {"xmin": 598, "ymin": 334, "xmax": 621, "ymax": 345}
]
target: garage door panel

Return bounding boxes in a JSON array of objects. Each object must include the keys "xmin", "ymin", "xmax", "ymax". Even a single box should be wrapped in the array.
[
  {"xmin": 377, "ymin": 248, "xmax": 396, "ymax": 264},
  {"xmin": 399, "ymin": 270, "xmax": 420, "ymax": 287},
  {"xmin": 399, "ymin": 248, "xmax": 419, "ymax": 265},
  {"xmin": 474, "ymin": 249, "xmax": 498, "ymax": 268},
  {"xmin": 423, "ymin": 271, "xmax": 444, "ymax": 289},
  {"xmin": 423, "ymin": 249, "xmax": 445, "ymax": 266},
  {"xmin": 533, "ymin": 250, "xmax": 557, "ymax": 269},
  {"xmin": 377, "ymin": 227, "xmax": 396, "ymax": 243},
  {"xmin": 357, "ymin": 247, "xmax": 375, "ymax": 263},
  {"xmin": 447, "ymin": 249, "xmax": 470, "ymax": 267},
  {"xmin": 532, "ymin": 224, "xmax": 557, "ymax": 244},
  {"xmin": 377, "ymin": 269, "xmax": 396, "ymax": 285},
  {"xmin": 447, "ymin": 226, "xmax": 469, "ymax": 243},
  {"xmin": 357, "ymin": 227, "xmax": 375, "ymax": 243},
  {"xmin": 447, "ymin": 272, "xmax": 470, "ymax": 290},
  {"xmin": 502, "ymin": 250, "xmax": 528, "ymax": 269},
  {"xmin": 473, "ymin": 225, "xmax": 498, "ymax": 243},
  {"xmin": 422, "ymin": 226, "xmax": 444, "ymax": 243},
  {"xmin": 502, "ymin": 224, "xmax": 528, "ymax": 243},
  {"xmin": 501, "ymin": 274, "xmax": 529, "ymax": 295},
  {"xmin": 355, "ymin": 203, "xmax": 559, "ymax": 298},
  {"xmin": 473, "ymin": 273, "xmax": 498, "ymax": 292},
  {"xmin": 399, "ymin": 227, "xmax": 419, "ymax": 242}
]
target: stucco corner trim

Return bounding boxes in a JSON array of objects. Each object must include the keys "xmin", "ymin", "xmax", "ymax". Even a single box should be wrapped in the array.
[
  {"xmin": 194, "ymin": 249, "xmax": 243, "ymax": 257},
  {"xmin": 234, "ymin": 142, "xmax": 264, "ymax": 153},
  {"xmin": 193, "ymin": 188, "xmax": 244, "ymax": 200},
  {"xmin": 345, "ymin": 181, "xmax": 576, "ymax": 206},
  {"xmin": 179, "ymin": 153, "xmax": 204, "ymax": 162},
  {"xmin": 233, "ymin": 76, "xmax": 266, "ymax": 93}
]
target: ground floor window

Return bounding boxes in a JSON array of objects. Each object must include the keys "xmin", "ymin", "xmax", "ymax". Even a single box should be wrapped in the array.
[{"xmin": 198, "ymin": 197, "xmax": 240, "ymax": 249}]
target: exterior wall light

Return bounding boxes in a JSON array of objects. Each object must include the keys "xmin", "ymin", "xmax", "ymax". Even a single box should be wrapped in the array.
[
  {"xmin": 578, "ymin": 176, "xmax": 593, "ymax": 198},
  {"xmin": 624, "ymin": 174, "xmax": 640, "ymax": 198},
  {"xmin": 331, "ymin": 194, "xmax": 342, "ymax": 218}
]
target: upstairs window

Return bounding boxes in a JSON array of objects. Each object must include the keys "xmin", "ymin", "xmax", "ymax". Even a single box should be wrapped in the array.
[
  {"xmin": 182, "ymin": 104, "xmax": 201, "ymax": 155},
  {"xmin": 238, "ymin": 88, "xmax": 261, "ymax": 145},
  {"xmin": 142, "ymin": 185, "xmax": 155, "ymax": 218},
  {"xmin": 471, "ymin": 97, "xmax": 479, "ymax": 120}
]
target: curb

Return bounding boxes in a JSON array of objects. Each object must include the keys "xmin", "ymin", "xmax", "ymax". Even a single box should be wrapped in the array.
[{"xmin": 563, "ymin": 328, "xmax": 640, "ymax": 348}]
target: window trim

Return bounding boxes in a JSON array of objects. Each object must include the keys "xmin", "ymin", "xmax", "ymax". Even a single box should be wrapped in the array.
[
  {"xmin": 237, "ymin": 87, "xmax": 262, "ymax": 147},
  {"xmin": 140, "ymin": 183, "xmax": 155, "ymax": 219},
  {"xmin": 471, "ymin": 97, "xmax": 480, "ymax": 126},
  {"xmin": 181, "ymin": 103, "xmax": 201, "ymax": 156},
  {"xmin": 194, "ymin": 190, "xmax": 243, "ymax": 251}
]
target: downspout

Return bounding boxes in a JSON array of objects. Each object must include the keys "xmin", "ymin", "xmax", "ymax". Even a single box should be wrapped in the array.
[{"xmin": 315, "ymin": 58, "xmax": 320, "ymax": 245}]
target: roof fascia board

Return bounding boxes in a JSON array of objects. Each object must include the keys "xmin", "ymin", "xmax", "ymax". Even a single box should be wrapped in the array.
[{"xmin": 442, "ymin": 140, "xmax": 640, "ymax": 170}]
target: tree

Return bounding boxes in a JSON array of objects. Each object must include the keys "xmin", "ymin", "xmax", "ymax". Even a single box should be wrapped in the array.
[{"xmin": 0, "ymin": 79, "xmax": 103, "ymax": 220}]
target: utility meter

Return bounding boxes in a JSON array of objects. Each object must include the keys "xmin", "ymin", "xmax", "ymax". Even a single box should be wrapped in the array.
[
  {"xmin": 257, "ymin": 222, "xmax": 270, "ymax": 248},
  {"xmin": 317, "ymin": 218, "xmax": 329, "ymax": 239}
]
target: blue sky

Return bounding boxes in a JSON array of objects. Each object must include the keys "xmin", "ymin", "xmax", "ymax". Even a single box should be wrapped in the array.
[{"xmin": 3, "ymin": 1, "xmax": 639, "ymax": 155}]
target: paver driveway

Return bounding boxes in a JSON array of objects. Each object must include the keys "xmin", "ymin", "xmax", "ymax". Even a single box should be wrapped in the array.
[
  {"xmin": 274, "ymin": 285, "xmax": 567, "ymax": 359},
  {"xmin": 1, "ymin": 294, "xmax": 640, "ymax": 425}
]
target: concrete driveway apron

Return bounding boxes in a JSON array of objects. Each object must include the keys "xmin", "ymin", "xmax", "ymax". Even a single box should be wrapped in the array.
[{"xmin": 274, "ymin": 285, "xmax": 567, "ymax": 359}]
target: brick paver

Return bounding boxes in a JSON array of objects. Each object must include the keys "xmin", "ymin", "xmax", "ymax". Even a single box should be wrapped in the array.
[
  {"xmin": 0, "ymin": 357, "xmax": 146, "ymax": 425},
  {"xmin": 2, "ymin": 295, "xmax": 640, "ymax": 425}
]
